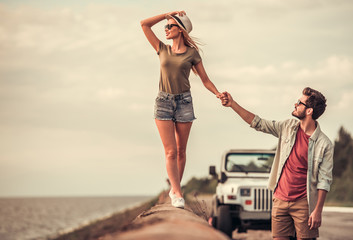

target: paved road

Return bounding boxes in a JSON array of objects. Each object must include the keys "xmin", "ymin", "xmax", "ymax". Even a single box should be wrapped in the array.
[
  {"xmin": 319, "ymin": 209, "xmax": 353, "ymax": 240},
  {"xmin": 196, "ymin": 195, "xmax": 353, "ymax": 240},
  {"xmin": 230, "ymin": 209, "xmax": 353, "ymax": 240}
]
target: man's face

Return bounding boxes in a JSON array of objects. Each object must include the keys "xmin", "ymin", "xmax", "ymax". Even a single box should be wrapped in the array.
[{"xmin": 292, "ymin": 95, "xmax": 309, "ymax": 120}]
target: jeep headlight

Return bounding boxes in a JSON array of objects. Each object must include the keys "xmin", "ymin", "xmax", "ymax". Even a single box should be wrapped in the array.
[{"xmin": 240, "ymin": 188, "xmax": 251, "ymax": 196}]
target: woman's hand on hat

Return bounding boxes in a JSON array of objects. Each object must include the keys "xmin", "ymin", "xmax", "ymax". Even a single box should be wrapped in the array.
[{"xmin": 167, "ymin": 11, "xmax": 186, "ymax": 17}]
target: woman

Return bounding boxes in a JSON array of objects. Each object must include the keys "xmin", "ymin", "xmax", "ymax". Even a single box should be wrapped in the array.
[{"xmin": 140, "ymin": 11, "xmax": 223, "ymax": 208}]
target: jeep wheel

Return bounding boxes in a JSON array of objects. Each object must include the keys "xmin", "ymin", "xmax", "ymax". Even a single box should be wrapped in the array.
[{"xmin": 216, "ymin": 205, "xmax": 232, "ymax": 237}]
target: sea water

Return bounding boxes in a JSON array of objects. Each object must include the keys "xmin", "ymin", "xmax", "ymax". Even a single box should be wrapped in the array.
[{"xmin": 0, "ymin": 196, "xmax": 152, "ymax": 240}]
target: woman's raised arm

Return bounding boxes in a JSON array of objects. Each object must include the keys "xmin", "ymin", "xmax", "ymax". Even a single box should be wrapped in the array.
[{"xmin": 140, "ymin": 11, "xmax": 185, "ymax": 52}]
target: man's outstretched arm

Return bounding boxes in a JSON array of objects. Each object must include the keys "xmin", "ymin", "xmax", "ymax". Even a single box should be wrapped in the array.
[{"xmin": 221, "ymin": 91, "xmax": 255, "ymax": 125}]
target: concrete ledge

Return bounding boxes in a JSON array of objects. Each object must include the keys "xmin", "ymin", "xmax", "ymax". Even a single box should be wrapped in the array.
[{"xmin": 100, "ymin": 192, "xmax": 230, "ymax": 240}]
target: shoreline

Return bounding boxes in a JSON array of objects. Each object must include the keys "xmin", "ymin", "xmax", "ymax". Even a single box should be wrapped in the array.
[{"xmin": 50, "ymin": 195, "xmax": 159, "ymax": 240}]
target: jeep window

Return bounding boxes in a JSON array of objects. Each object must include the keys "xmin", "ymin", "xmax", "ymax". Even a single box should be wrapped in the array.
[{"xmin": 225, "ymin": 153, "xmax": 274, "ymax": 173}]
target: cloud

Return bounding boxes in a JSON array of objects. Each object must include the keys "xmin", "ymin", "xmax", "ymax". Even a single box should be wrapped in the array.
[
  {"xmin": 96, "ymin": 88, "xmax": 124, "ymax": 101},
  {"xmin": 213, "ymin": 55, "xmax": 352, "ymax": 89},
  {"xmin": 337, "ymin": 90, "xmax": 353, "ymax": 110}
]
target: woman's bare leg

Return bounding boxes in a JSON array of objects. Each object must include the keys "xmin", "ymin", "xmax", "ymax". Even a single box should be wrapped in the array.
[
  {"xmin": 155, "ymin": 119, "xmax": 182, "ymax": 198},
  {"xmin": 175, "ymin": 122, "xmax": 193, "ymax": 182}
]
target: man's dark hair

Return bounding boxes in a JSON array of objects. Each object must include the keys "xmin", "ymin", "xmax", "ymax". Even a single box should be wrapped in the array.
[{"xmin": 303, "ymin": 87, "xmax": 327, "ymax": 120}]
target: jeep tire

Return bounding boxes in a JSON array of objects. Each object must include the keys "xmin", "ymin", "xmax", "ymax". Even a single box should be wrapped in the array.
[{"xmin": 216, "ymin": 205, "xmax": 233, "ymax": 237}]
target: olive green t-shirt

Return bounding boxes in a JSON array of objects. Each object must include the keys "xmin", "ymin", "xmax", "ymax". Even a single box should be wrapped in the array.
[{"xmin": 157, "ymin": 41, "xmax": 201, "ymax": 94}]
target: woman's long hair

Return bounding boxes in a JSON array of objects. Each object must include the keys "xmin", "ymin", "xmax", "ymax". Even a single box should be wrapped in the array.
[{"xmin": 181, "ymin": 30, "xmax": 203, "ymax": 75}]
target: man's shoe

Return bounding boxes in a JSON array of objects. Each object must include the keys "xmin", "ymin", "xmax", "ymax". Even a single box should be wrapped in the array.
[{"xmin": 172, "ymin": 197, "xmax": 185, "ymax": 209}]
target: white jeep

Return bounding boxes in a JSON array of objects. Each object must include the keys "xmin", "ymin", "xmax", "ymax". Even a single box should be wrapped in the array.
[{"xmin": 209, "ymin": 149, "xmax": 275, "ymax": 237}]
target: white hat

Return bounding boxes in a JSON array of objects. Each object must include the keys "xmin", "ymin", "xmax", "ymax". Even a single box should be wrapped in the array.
[{"xmin": 167, "ymin": 14, "xmax": 193, "ymax": 34}]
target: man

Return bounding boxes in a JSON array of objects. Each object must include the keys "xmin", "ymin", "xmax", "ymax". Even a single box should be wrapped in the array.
[{"xmin": 221, "ymin": 87, "xmax": 333, "ymax": 240}]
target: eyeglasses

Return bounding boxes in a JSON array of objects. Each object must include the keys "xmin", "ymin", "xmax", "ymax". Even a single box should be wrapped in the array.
[
  {"xmin": 297, "ymin": 100, "xmax": 309, "ymax": 108},
  {"xmin": 164, "ymin": 24, "xmax": 179, "ymax": 30}
]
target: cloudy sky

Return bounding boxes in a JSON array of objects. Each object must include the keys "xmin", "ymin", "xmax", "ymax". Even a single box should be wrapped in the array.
[{"xmin": 0, "ymin": 0, "xmax": 352, "ymax": 197}]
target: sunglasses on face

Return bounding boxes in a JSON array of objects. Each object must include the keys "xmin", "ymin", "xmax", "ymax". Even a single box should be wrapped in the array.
[
  {"xmin": 164, "ymin": 24, "xmax": 179, "ymax": 30},
  {"xmin": 297, "ymin": 100, "xmax": 309, "ymax": 108}
]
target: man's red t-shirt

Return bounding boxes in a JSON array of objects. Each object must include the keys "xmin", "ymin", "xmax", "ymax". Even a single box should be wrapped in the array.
[{"xmin": 274, "ymin": 127, "xmax": 310, "ymax": 201}]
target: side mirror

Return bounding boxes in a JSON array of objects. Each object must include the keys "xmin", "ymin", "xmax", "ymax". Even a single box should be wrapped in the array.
[{"xmin": 209, "ymin": 165, "xmax": 216, "ymax": 176}]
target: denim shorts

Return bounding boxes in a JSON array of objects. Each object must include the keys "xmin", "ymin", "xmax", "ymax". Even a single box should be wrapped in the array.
[{"xmin": 154, "ymin": 91, "xmax": 196, "ymax": 122}]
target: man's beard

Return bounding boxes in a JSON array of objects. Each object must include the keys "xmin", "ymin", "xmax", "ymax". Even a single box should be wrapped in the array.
[{"xmin": 292, "ymin": 110, "xmax": 306, "ymax": 120}]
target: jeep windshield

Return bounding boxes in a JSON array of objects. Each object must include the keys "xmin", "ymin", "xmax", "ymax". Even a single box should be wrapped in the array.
[{"xmin": 225, "ymin": 153, "xmax": 274, "ymax": 173}]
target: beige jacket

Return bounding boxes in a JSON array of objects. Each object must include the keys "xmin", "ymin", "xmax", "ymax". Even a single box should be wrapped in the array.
[{"xmin": 250, "ymin": 115, "xmax": 334, "ymax": 214}]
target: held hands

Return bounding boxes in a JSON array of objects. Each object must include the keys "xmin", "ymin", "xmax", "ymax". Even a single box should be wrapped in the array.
[{"xmin": 217, "ymin": 91, "xmax": 233, "ymax": 107}]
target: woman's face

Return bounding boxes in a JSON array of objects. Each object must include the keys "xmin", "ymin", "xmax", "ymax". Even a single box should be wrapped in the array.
[{"xmin": 165, "ymin": 19, "xmax": 181, "ymax": 40}]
